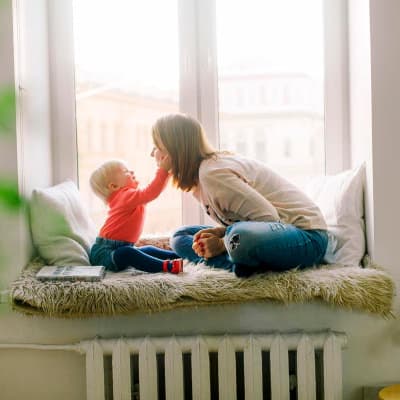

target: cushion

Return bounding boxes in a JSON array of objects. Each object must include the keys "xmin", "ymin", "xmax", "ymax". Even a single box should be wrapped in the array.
[
  {"xmin": 29, "ymin": 181, "xmax": 97, "ymax": 266},
  {"xmin": 305, "ymin": 164, "xmax": 366, "ymax": 266}
]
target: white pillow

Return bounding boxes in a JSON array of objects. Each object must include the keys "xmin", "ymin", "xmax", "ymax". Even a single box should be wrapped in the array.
[
  {"xmin": 29, "ymin": 181, "xmax": 97, "ymax": 266},
  {"xmin": 305, "ymin": 164, "xmax": 366, "ymax": 266}
]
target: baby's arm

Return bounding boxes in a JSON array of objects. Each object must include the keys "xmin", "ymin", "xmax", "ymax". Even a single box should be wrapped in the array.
[
  {"xmin": 135, "ymin": 167, "xmax": 170, "ymax": 204},
  {"xmin": 122, "ymin": 156, "xmax": 171, "ymax": 206}
]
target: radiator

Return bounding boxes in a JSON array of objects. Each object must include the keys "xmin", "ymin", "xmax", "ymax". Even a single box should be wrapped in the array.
[{"xmin": 80, "ymin": 331, "xmax": 346, "ymax": 400}]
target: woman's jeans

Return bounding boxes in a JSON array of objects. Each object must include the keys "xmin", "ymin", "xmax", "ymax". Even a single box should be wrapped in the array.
[
  {"xmin": 90, "ymin": 237, "xmax": 179, "ymax": 273},
  {"xmin": 170, "ymin": 222, "xmax": 328, "ymax": 276}
]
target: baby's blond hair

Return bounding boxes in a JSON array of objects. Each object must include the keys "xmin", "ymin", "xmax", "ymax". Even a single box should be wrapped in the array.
[{"xmin": 89, "ymin": 159, "xmax": 126, "ymax": 203}]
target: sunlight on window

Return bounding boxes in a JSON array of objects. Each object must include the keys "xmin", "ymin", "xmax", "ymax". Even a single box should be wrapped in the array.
[
  {"xmin": 216, "ymin": 0, "xmax": 325, "ymax": 188},
  {"xmin": 72, "ymin": 0, "xmax": 181, "ymax": 235}
]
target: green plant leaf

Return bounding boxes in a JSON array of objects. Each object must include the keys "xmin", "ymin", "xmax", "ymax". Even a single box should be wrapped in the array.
[
  {"xmin": 0, "ymin": 87, "xmax": 16, "ymax": 134},
  {"xmin": 0, "ymin": 180, "xmax": 25, "ymax": 211}
]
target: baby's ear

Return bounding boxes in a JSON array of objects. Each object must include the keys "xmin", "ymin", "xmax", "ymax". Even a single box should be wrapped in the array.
[{"xmin": 108, "ymin": 182, "xmax": 118, "ymax": 191}]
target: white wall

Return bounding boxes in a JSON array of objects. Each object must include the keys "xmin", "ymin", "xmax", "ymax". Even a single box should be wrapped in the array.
[
  {"xmin": 0, "ymin": 301, "xmax": 400, "ymax": 400},
  {"xmin": 368, "ymin": 0, "xmax": 400, "ymax": 284},
  {"xmin": 348, "ymin": 0, "xmax": 400, "ymax": 284},
  {"xmin": 0, "ymin": 1, "xmax": 400, "ymax": 399}
]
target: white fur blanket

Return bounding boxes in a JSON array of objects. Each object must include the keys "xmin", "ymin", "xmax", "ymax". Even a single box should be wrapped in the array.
[{"xmin": 10, "ymin": 248, "xmax": 394, "ymax": 318}]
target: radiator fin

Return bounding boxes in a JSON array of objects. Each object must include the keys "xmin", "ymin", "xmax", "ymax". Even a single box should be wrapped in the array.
[
  {"xmin": 86, "ymin": 339, "xmax": 106, "ymax": 400},
  {"xmin": 297, "ymin": 334, "xmax": 316, "ymax": 400},
  {"xmin": 191, "ymin": 337, "xmax": 211, "ymax": 400},
  {"xmin": 112, "ymin": 339, "xmax": 131, "ymax": 400},
  {"xmin": 165, "ymin": 337, "xmax": 184, "ymax": 400},
  {"xmin": 218, "ymin": 336, "xmax": 237, "ymax": 400},
  {"xmin": 270, "ymin": 334, "xmax": 290, "ymax": 400},
  {"xmin": 244, "ymin": 335, "xmax": 263, "ymax": 400},
  {"xmin": 139, "ymin": 338, "xmax": 158, "ymax": 400},
  {"xmin": 323, "ymin": 333, "xmax": 343, "ymax": 400}
]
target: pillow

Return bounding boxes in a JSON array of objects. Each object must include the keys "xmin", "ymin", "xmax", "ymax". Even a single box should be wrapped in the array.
[
  {"xmin": 29, "ymin": 181, "xmax": 97, "ymax": 266},
  {"xmin": 304, "ymin": 164, "xmax": 366, "ymax": 266}
]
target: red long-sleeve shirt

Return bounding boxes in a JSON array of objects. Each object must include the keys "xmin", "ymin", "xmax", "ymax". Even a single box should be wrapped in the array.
[{"xmin": 99, "ymin": 168, "xmax": 169, "ymax": 243}]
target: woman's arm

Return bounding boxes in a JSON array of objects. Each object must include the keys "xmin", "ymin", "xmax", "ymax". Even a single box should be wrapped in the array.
[{"xmin": 203, "ymin": 168, "xmax": 280, "ymax": 222}]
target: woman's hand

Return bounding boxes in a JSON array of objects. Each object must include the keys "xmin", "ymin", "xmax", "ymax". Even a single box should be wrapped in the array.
[
  {"xmin": 193, "ymin": 226, "xmax": 226, "ymax": 242},
  {"xmin": 192, "ymin": 229, "xmax": 227, "ymax": 259}
]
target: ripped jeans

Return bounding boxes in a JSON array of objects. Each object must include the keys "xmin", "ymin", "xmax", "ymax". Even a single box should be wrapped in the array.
[{"xmin": 170, "ymin": 222, "xmax": 328, "ymax": 276}]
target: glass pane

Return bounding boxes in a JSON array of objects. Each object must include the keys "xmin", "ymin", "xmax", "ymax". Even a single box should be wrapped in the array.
[
  {"xmin": 216, "ymin": 0, "xmax": 325, "ymax": 187},
  {"xmin": 73, "ymin": 0, "xmax": 181, "ymax": 235}
]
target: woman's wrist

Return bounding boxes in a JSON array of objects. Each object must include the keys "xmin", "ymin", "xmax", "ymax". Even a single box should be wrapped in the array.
[
  {"xmin": 214, "ymin": 226, "xmax": 227, "ymax": 238},
  {"xmin": 214, "ymin": 237, "xmax": 227, "ymax": 256}
]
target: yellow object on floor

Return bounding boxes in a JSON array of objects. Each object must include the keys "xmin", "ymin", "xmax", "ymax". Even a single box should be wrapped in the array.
[{"xmin": 379, "ymin": 384, "xmax": 400, "ymax": 400}]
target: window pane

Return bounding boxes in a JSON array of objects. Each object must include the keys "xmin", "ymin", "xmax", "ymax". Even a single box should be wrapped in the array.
[
  {"xmin": 216, "ymin": 0, "xmax": 325, "ymax": 187},
  {"xmin": 73, "ymin": 0, "xmax": 181, "ymax": 235}
]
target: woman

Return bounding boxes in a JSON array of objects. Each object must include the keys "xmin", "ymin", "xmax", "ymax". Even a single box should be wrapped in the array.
[{"xmin": 151, "ymin": 113, "xmax": 328, "ymax": 277}]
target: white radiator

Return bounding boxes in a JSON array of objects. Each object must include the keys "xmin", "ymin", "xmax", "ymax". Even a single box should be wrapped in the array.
[{"xmin": 80, "ymin": 331, "xmax": 346, "ymax": 400}]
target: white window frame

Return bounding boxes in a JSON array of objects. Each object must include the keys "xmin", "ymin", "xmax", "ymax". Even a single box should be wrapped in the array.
[
  {"xmin": 47, "ymin": 0, "xmax": 78, "ymax": 184},
  {"xmin": 323, "ymin": 0, "xmax": 350, "ymax": 174},
  {"xmin": 47, "ymin": 0, "xmax": 350, "ymax": 227}
]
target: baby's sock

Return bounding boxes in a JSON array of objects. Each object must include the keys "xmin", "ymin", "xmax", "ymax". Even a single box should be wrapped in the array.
[{"xmin": 162, "ymin": 259, "xmax": 183, "ymax": 274}]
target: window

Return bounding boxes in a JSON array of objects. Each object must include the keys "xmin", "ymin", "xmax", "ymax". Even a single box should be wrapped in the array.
[
  {"xmin": 48, "ymin": 0, "xmax": 349, "ymax": 231},
  {"xmin": 72, "ymin": 0, "xmax": 181, "ymax": 234},
  {"xmin": 255, "ymin": 140, "xmax": 267, "ymax": 162},
  {"xmin": 216, "ymin": 0, "xmax": 325, "ymax": 187}
]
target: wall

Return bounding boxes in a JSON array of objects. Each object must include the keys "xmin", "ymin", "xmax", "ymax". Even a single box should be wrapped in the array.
[
  {"xmin": 348, "ymin": 0, "xmax": 400, "ymax": 280},
  {"xmin": 0, "ymin": 1, "xmax": 400, "ymax": 399},
  {"xmin": 0, "ymin": 301, "xmax": 400, "ymax": 400},
  {"xmin": 368, "ymin": 0, "xmax": 400, "ymax": 284}
]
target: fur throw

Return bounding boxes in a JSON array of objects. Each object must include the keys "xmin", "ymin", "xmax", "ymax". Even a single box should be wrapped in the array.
[{"xmin": 10, "ymin": 237, "xmax": 395, "ymax": 318}]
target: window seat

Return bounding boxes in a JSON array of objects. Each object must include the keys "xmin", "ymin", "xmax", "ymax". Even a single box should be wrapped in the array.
[{"xmin": 10, "ymin": 249, "xmax": 394, "ymax": 319}]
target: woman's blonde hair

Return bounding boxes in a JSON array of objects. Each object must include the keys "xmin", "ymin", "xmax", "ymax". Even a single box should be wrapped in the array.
[
  {"xmin": 152, "ymin": 114, "xmax": 217, "ymax": 191},
  {"xmin": 89, "ymin": 159, "xmax": 126, "ymax": 203}
]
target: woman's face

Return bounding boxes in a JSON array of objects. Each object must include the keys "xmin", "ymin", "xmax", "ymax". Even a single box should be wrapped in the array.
[{"xmin": 151, "ymin": 137, "xmax": 169, "ymax": 165}]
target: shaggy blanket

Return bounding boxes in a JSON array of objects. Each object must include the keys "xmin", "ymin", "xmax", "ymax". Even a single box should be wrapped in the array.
[{"xmin": 9, "ymin": 238, "xmax": 395, "ymax": 319}]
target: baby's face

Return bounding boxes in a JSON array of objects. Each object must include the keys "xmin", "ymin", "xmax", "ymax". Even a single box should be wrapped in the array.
[{"xmin": 111, "ymin": 164, "xmax": 139, "ymax": 189}]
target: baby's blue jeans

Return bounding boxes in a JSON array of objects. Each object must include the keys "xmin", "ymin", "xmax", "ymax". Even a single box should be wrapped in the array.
[
  {"xmin": 170, "ymin": 222, "xmax": 328, "ymax": 277},
  {"xmin": 90, "ymin": 237, "xmax": 179, "ymax": 273}
]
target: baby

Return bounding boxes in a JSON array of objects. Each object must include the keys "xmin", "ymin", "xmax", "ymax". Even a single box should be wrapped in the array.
[{"xmin": 89, "ymin": 156, "xmax": 183, "ymax": 274}]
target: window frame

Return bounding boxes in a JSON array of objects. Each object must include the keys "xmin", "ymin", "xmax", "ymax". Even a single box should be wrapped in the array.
[{"xmin": 47, "ymin": 0, "xmax": 350, "ymax": 227}]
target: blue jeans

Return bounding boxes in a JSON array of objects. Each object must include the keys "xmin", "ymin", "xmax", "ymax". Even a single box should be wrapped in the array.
[
  {"xmin": 90, "ymin": 237, "xmax": 179, "ymax": 273},
  {"xmin": 170, "ymin": 222, "xmax": 328, "ymax": 277}
]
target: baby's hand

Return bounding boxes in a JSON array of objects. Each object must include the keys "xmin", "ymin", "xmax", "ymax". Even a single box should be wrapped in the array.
[{"xmin": 159, "ymin": 154, "xmax": 172, "ymax": 172}]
